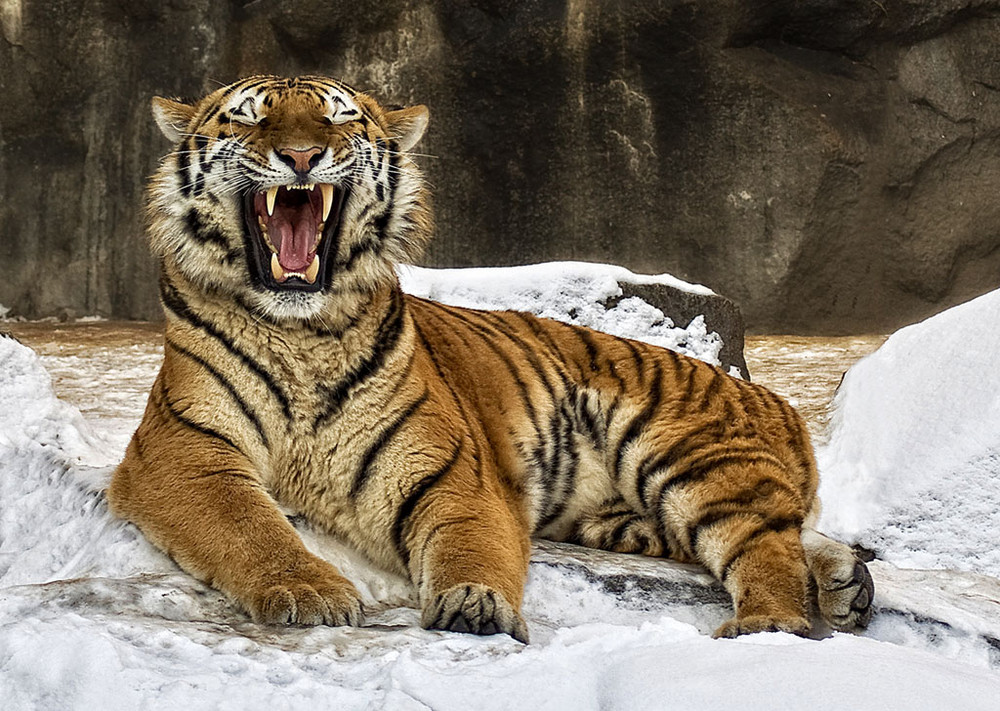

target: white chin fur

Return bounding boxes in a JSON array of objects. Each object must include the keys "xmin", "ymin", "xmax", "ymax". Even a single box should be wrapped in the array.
[{"xmin": 250, "ymin": 290, "xmax": 329, "ymax": 322}]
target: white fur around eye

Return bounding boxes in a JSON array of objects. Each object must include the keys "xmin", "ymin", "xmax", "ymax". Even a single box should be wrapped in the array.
[{"xmin": 326, "ymin": 92, "xmax": 363, "ymax": 125}]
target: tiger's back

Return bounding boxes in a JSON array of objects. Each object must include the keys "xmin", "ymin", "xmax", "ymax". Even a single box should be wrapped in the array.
[{"xmin": 109, "ymin": 75, "xmax": 872, "ymax": 643}]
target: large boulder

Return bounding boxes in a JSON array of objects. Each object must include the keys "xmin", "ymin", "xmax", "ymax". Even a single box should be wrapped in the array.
[{"xmin": 2, "ymin": 1, "xmax": 1000, "ymax": 332}]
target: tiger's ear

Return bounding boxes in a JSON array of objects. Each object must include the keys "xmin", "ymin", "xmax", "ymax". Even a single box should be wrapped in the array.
[
  {"xmin": 385, "ymin": 105, "xmax": 429, "ymax": 151},
  {"xmin": 152, "ymin": 97, "xmax": 197, "ymax": 142}
]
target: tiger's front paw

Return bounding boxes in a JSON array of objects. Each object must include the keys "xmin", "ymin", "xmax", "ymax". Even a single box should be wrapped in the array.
[
  {"xmin": 422, "ymin": 583, "xmax": 529, "ymax": 644},
  {"xmin": 243, "ymin": 559, "xmax": 364, "ymax": 627},
  {"xmin": 713, "ymin": 614, "xmax": 810, "ymax": 639}
]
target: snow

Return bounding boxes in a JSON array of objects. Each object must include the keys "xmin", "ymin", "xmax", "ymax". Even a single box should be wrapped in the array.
[
  {"xmin": 3, "ymin": 274, "xmax": 1000, "ymax": 708},
  {"xmin": 818, "ymin": 288, "xmax": 1000, "ymax": 577},
  {"xmin": 398, "ymin": 262, "xmax": 724, "ymax": 366}
]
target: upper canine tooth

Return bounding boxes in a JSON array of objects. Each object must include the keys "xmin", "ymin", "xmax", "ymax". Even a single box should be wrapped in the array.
[
  {"xmin": 304, "ymin": 255, "xmax": 320, "ymax": 284},
  {"xmin": 266, "ymin": 186, "xmax": 278, "ymax": 216},
  {"xmin": 320, "ymin": 184, "xmax": 334, "ymax": 222},
  {"xmin": 270, "ymin": 253, "xmax": 285, "ymax": 281}
]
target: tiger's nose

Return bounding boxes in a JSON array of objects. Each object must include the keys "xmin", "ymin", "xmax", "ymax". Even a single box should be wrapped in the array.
[{"xmin": 277, "ymin": 146, "xmax": 325, "ymax": 174}]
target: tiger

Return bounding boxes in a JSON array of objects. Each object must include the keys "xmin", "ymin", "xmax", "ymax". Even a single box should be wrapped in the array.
[{"xmin": 108, "ymin": 75, "xmax": 873, "ymax": 643}]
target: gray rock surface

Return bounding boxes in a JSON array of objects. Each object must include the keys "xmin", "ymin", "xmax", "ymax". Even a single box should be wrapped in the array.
[
  {"xmin": 2, "ymin": 0, "xmax": 1000, "ymax": 332},
  {"xmin": 608, "ymin": 281, "xmax": 748, "ymax": 378}
]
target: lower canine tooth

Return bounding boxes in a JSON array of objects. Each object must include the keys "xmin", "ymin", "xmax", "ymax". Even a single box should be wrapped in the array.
[
  {"xmin": 270, "ymin": 253, "xmax": 285, "ymax": 281},
  {"xmin": 304, "ymin": 255, "xmax": 320, "ymax": 284}
]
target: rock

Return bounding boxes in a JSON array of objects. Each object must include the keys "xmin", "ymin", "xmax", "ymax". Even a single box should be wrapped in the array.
[
  {"xmin": 607, "ymin": 281, "xmax": 748, "ymax": 379},
  {"xmin": 399, "ymin": 262, "xmax": 749, "ymax": 377},
  {"xmin": 2, "ymin": 0, "xmax": 1000, "ymax": 333}
]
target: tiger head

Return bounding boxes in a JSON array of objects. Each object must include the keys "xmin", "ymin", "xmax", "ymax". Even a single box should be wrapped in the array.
[{"xmin": 148, "ymin": 76, "xmax": 431, "ymax": 321}]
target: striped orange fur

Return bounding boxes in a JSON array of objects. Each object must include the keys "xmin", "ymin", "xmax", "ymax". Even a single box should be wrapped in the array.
[{"xmin": 108, "ymin": 76, "xmax": 873, "ymax": 642}]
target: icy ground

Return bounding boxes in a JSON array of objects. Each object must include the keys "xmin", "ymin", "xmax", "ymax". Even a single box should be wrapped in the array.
[{"xmin": 2, "ymin": 265, "xmax": 1000, "ymax": 709}]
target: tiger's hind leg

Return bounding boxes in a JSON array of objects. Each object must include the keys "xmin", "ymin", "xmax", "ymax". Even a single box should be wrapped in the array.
[
  {"xmin": 801, "ymin": 527, "xmax": 874, "ymax": 631},
  {"xmin": 648, "ymin": 459, "xmax": 812, "ymax": 638}
]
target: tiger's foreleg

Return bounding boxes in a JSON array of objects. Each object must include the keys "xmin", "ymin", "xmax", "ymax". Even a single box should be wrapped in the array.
[
  {"xmin": 651, "ymin": 459, "xmax": 812, "ymax": 638},
  {"xmin": 398, "ymin": 468, "xmax": 531, "ymax": 643},
  {"xmin": 108, "ymin": 400, "xmax": 363, "ymax": 627}
]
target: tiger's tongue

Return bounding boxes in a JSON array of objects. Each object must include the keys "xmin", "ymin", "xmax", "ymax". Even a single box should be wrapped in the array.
[{"xmin": 270, "ymin": 203, "xmax": 317, "ymax": 272}]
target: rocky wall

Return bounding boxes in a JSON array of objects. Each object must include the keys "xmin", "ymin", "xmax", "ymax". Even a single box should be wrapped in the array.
[{"xmin": 2, "ymin": 0, "xmax": 999, "ymax": 332}]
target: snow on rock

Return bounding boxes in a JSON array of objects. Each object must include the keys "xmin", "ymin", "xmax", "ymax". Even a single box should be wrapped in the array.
[
  {"xmin": 818, "ymin": 288, "xmax": 1000, "ymax": 577},
  {"xmin": 398, "ymin": 262, "xmax": 725, "ymax": 367}
]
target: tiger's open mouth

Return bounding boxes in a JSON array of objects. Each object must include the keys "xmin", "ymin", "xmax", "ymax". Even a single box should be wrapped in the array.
[{"xmin": 242, "ymin": 183, "xmax": 347, "ymax": 292}]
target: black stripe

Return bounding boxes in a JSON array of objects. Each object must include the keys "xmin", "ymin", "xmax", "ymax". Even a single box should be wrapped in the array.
[
  {"xmin": 157, "ymin": 379, "xmax": 242, "ymax": 453},
  {"xmin": 574, "ymin": 389, "xmax": 603, "ymax": 449},
  {"xmin": 480, "ymin": 311, "xmax": 563, "ymax": 397},
  {"xmin": 185, "ymin": 209, "xmax": 228, "ymax": 248},
  {"xmin": 192, "ymin": 172, "xmax": 205, "ymax": 197},
  {"xmin": 699, "ymin": 373, "xmax": 725, "ymax": 411},
  {"xmin": 349, "ymin": 390, "xmax": 428, "ymax": 498},
  {"xmin": 159, "ymin": 280, "xmax": 292, "ymax": 420},
  {"xmin": 166, "ymin": 338, "xmax": 270, "ymax": 449},
  {"xmin": 177, "ymin": 142, "xmax": 192, "ymax": 197},
  {"xmin": 313, "ymin": 289, "xmax": 406, "ymax": 430},
  {"xmin": 428, "ymin": 305, "xmax": 541, "ymax": 431},
  {"xmin": 410, "ymin": 316, "xmax": 486, "ymax": 472},
  {"xmin": 622, "ymin": 339, "xmax": 646, "ymax": 386},
  {"xmin": 512, "ymin": 312, "xmax": 581, "ymax": 379},
  {"xmin": 336, "ymin": 235, "xmax": 380, "ymax": 272},
  {"xmin": 607, "ymin": 514, "xmax": 638, "ymax": 549},
  {"xmin": 393, "ymin": 441, "xmax": 463, "ymax": 567},
  {"xmin": 189, "ymin": 468, "xmax": 257, "ymax": 483},
  {"xmin": 719, "ymin": 515, "xmax": 802, "ymax": 582},
  {"xmin": 202, "ymin": 105, "xmax": 220, "ymax": 124},
  {"xmin": 635, "ymin": 422, "xmax": 728, "ymax": 505},
  {"xmin": 537, "ymin": 409, "xmax": 570, "ymax": 529},
  {"xmin": 687, "ymin": 508, "xmax": 746, "ymax": 554},
  {"xmin": 650, "ymin": 450, "xmax": 788, "ymax": 519},
  {"xmin": 613, "ymin": 362, "xmax": 664, "ymax": 481},
  {"xmin": 759, "ymin": 386, "xmax": 814, "ymax": 476},
  {"xmin": 678, "ymin": 358, "xmax": 701, "ymax": 407},
  {"xmin": 373, "ymin": 149, "xmax": 399, "ymax": 236},
  {"xmin": 576, "ymin": 328, "xmax": 602, "ymax": 374}
]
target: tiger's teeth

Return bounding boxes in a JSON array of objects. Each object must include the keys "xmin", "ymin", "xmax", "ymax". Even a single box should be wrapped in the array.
[
  {"xmin": 266, "ymin": 186, "xmax": 278, "ymax": 216},
  {"xmin": 270, "ymin": 253, "xmax": 285, "ymax": 281},
  {"xmin": 320, "ymin": 184, "xmax": 334, "ymax": 222},
  {"xmin": 304, "ymin": 255, "xmax": 320, "ymax": 284}
]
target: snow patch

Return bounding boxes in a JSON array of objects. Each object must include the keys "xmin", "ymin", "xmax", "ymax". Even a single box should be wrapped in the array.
[
  {"xmin": 398, "ymin": 262, "xmax": 724, "ymax": 366},
  {"xmin": 818, "ymin": 288, "xmax": 1000, "ymax": 576}
]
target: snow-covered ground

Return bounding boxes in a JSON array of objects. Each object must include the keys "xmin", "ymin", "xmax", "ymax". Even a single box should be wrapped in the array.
[{"xmin": 2, "ymin": 265, "xmax": 1000, "ymax": 709}]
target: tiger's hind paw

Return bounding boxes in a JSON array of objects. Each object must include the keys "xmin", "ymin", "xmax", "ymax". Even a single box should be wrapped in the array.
[
  {"xmin": 802, "ymin": 529, "xmax": 875, "ymax": 631},
  {"xmin": 422, "ymin": 583, "xmax": 529, "ymax": 644},
  {"xmin": 713, "ymin": 614, "xmax": 810, "ymax": 639},
  {"xmin": 817, "ymin": 558, "xmax": 875, "ymax": 631}
]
